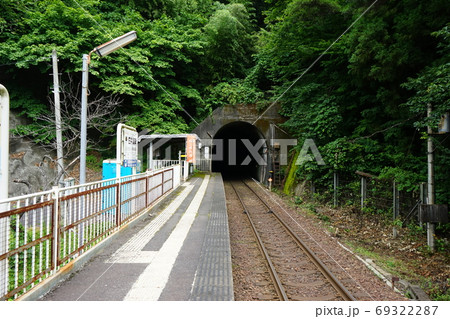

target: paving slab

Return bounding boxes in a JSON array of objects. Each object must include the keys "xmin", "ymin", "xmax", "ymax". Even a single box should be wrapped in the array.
[{"xmin": 39, "ymin": 174, "xmax": 233, "ymax": 301}]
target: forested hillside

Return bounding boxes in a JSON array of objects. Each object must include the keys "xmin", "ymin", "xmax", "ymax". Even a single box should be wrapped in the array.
[{"xmin": 0, "ymin": 0, "xmax": 449, "ymax": 203}]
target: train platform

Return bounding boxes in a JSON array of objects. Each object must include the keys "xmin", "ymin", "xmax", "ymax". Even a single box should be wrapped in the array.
[{"xmin": 39, "ymin": 173, "xmax": 234, "ymax": 301}]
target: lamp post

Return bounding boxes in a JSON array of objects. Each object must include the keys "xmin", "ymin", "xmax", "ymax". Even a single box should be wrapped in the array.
[{"xmin": 79, "ymin": 31, "xmax": 137, "ymax": 184}]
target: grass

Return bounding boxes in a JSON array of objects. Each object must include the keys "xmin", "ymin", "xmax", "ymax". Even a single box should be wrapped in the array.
[
  {"xmin": 191, "ymin": 171, "xmax": 207, "ymax": 178},
  {"xmin": 344, "ymin": 240, "xmax": 450, "ymax": 301},
  {"xmin": 6, "ymin": 215, "xmax": 116, "ymax": 300},
  {"xmin": 284, "ymin": 186, "xmax": 449, "ymax": 301},
  {"xmin": 86, "ymin": 153, "xmax": 102, "ymax": 172},
  {"xmin": 348, "ymin": 243, "xmax": 411, "ymax": 279}
]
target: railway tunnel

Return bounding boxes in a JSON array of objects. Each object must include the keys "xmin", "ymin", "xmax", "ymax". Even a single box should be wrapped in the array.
[
  {"xmin": 211, "ymin": 121, "xmax": 267, "ymax": 181},
  {"xmin": 192, "ymin": 103, "xmax": 290, "ymax": 184}
]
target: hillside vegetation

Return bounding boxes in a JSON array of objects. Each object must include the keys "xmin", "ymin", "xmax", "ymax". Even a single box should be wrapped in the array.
[{"xmin": 1, "ymin": 0, "xmax": 449, "ymax": 204}]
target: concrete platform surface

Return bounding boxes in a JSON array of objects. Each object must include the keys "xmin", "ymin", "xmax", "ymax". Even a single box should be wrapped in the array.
[{"xmin": 39, "ymin": 173, "xmax": 234, "ymax": 301}]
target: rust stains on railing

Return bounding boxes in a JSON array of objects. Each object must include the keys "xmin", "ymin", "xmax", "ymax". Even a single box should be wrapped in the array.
[{"xmin": 0, "ymin": 165, "xmax": 181, "ymax": 300}]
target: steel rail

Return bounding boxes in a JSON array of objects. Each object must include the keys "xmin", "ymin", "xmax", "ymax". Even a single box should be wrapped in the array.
[
  {"xmin": 229, "ymin": 182, "xmax": 289, "ymax": 301},
  {"xmin": 241, "ymin": 180, "xmax": 356, "ymax": 301}
]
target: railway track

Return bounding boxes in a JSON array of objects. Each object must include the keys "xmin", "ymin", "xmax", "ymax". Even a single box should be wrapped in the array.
[{"xmin": 227, "ymin": 179, "xmax": 355, "ymax": 301}]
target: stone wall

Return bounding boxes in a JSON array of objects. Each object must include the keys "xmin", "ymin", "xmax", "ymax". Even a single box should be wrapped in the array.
[{"xmin": 8, "ymin": 113, "xmax": 57, "ymax": 197}]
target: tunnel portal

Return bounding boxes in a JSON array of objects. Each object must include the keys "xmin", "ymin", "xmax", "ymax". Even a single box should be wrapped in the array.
[{"xmin": 211, "ymin": 121, "xmax": 267, "ymax": 181}]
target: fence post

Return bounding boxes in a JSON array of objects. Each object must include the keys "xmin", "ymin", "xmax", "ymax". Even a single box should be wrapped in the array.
[
  {"xmin": 0, "ymin": 203, "xmax": 9, "ymax": 299},
  {"xmin": 360, "ymin": 176, "xmax": 367, "ymax": 210},
  {"xmin": 419, "ymin": 182, "xmax": 427, "ymax": 227},
  {"xmin": 333, "ymin": 172, "xmax": 339, "ymax": 207},
  {"xmin": 145, "ymin": 171, "xmax": 149, "ymax": 208},
  {"xmin": 51, "ymin": 186, "xmax": 60, "ymax": 273},
  {"xmin": 171, "ymin": 167, "xmax": 174, "ymax": 190},
  {"xmin": 393, "ymin": 180, "xmax": 400, "ymax": 238},
  {"xmin": 162, "ymin": 167, "xmax": 166, "ymax": 194},
  {"xmin": 116, "ymin": 181, "xmax": 121, "ymax": 227}
]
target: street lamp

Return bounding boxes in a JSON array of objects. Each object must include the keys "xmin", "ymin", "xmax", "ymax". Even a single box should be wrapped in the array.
[
  {"xmin": 92, "ymin": 31, "xmax": 138, "ymax": 57},
  {"xmin": 79, "ymin": 31, "xmax": 137, "ymax": 184}
]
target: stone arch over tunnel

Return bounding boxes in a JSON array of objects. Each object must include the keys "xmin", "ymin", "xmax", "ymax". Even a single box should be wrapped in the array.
[{"xmin": 211, "ymin": 121, "xmax": 267, "ymax": 181}]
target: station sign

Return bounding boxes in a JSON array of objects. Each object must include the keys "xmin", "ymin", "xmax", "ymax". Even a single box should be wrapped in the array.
[{"xmin": 117, "ymin": 124, "xmax": 138, "ymax": 168}]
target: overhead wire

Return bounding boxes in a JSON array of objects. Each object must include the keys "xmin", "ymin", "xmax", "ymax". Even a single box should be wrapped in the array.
[
  {"xmin": 252, "ymin": 0, "xmax": 380, "ymax": 126},
  {"xmin": 0, "ymin": 56, "xmax": 52, "ymax": 67},
  {"xmin": 70, "ymin": 0, "xmax": 200, "ymax": 126}
]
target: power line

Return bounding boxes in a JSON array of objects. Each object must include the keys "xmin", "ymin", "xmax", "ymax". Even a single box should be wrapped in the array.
[
  {"xmin": 252, "ymin": 0, "xmax": 380, "ymax": 126},
  {"xmin": 0, "ymin": 56, "xmax": 51, "ymax": 67},
  {"xmin": 71, "ymin": 0, "xmax": 200, "ymax": 126}
]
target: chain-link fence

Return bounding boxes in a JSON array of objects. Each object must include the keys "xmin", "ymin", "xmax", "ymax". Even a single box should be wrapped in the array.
[{"xmin": 306, "ymin": 171, "xmax": 423, "ymax": 223}]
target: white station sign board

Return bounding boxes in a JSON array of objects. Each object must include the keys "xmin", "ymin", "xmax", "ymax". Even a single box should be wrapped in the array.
[{"xmin": 117, "ymin": 123, "xmax": 138, "ymax": 168}]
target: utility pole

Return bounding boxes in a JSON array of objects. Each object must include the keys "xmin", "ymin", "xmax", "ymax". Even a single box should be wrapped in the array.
[
  {"xmin": 427, "ymin": 105, "xmax": 435, "ymax": 251},
  {"xmin": 79, "ymin": 53, "xmax": 89, "ymax": 185},
  {"xmin": 52, "ymin": 50, "xmax": 64, "ymax": 185}
]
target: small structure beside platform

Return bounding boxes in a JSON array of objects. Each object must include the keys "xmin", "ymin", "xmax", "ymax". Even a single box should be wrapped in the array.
[{"xmin": 139, "ymin": 134, "xmax": 209, "ymax": 171}]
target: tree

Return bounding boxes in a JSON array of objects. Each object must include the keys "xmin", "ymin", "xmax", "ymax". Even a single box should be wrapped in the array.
[
  {"xmin": 252, "ymin": 0, "xmax": 449, "ymax": 194},
  {"xmin": 203, "ymin": 3, "xmax": 255, "ymax": 82},
  {"xmin": 0, "ymin": 0, "xmax": 208, "ymax": 136},
  {"xmin": 12, "ymin": 75, "xmax": 124, "ymax": 184}
]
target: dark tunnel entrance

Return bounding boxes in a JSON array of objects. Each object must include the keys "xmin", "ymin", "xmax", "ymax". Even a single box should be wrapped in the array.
[{"xmin": 211, "ymin": 121, "xmax": 267, "ymax": 181}]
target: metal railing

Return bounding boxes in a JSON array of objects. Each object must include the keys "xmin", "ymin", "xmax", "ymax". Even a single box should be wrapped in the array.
[
  {"xmin": 151, "ymin": 160, "xmax": 180, "ymax": 170},
  {"xmin": 0, "ymin": 165, "xmax": 181, "ymax": 300},
  {"xmin": 195, "ymin": 159, "xmax": 211, "ymax": 172}
]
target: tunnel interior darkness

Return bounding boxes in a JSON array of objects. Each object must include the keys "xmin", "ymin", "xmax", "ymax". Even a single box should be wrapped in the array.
[{"xmin": 211, "ymin": 121, "xmax": 267, "ymax": 180}]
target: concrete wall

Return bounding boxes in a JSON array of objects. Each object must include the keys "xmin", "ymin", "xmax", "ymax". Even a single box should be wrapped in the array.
[{"xmin": 192, "ymin": 103, "xmax": 287, "ymax": 141}]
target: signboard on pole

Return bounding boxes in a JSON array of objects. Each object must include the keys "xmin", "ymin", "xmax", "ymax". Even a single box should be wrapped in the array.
[
  {"xmin": 0, "ymin": 85, "xmax": 9, "ymax": 200},
  {"xmin": 0, "ymin": 84, "xmax": 10, "ymax": 298},
  {"xmin": 122, "ymin": 128, "xmax": 138, "ymax": 167},
  {"xmin": 186, "ymin": 134, "xmax": 196, "ymax": 163},
  {"xmin": 117, "ymin": 124, "xmax": 138, "ymax": 170}
]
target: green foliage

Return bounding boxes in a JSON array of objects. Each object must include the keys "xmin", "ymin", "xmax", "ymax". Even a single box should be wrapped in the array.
[
  {"xmin": 283, "ymin": 151, "xmax": 299, "ymax": 194},
  {"xmin": 378, "ymin": 167, "xmax": 424, "ymax": 192},
  {"xmin": 204, "ymin": 78, "xmax": 264, "ymax": 110},
  {"xmin": 0, "ymin": 0, "xmax": 449, "ymax": 207},
  {"xmin": 254, "ymin": 0, "xmax": 449, "ymax": 208},
  {"xmin": 402, "ymin": 25, "xmax": 450, "ymax": 130},
  {"xmin": 407, "ymin": 223, "xmax": 426, "ymax": 237},
  {"xmin": 86, "ymin": 154, "xmax": 102, "ymax": 171},
  {"xmin": 203, "ymin": 2, "xmax": 255, "ymax": 81},
  {"xmin": 0, "ymin": 0, "xmax": 211, "ymax": 137},
  {"xmin": 8, "ymin": 215, "xmax": 51, "ymax": 296}
]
